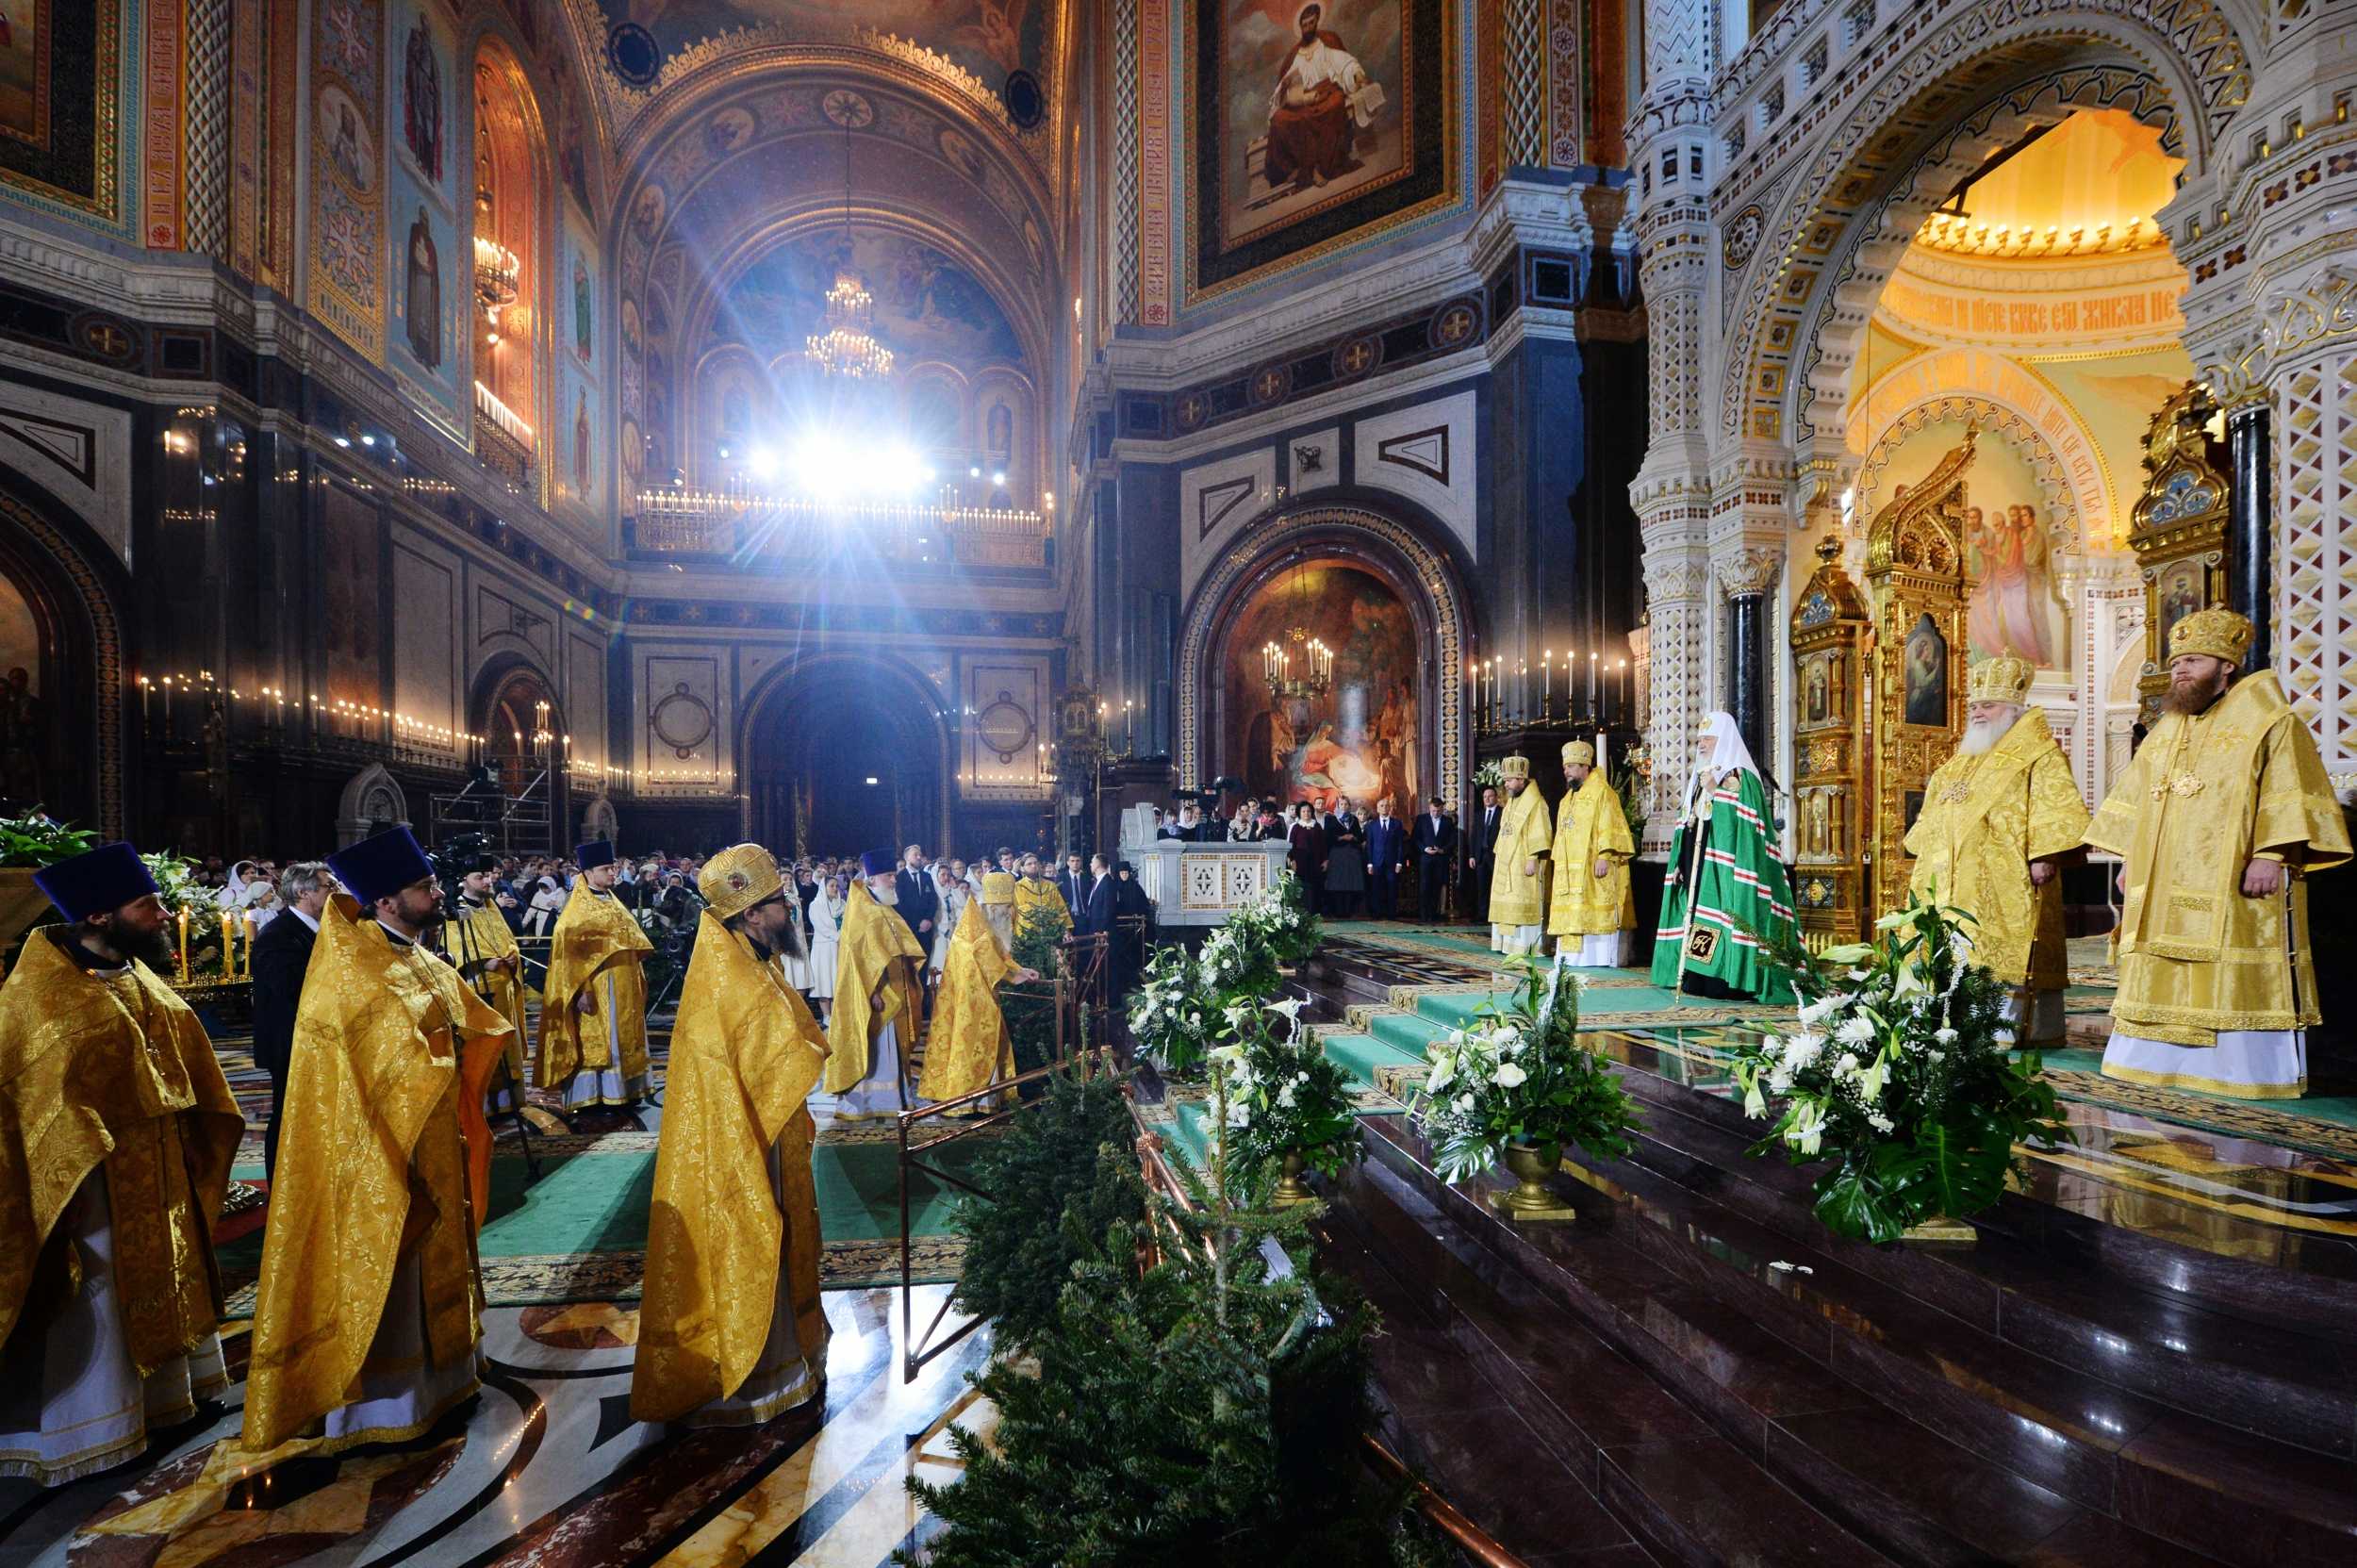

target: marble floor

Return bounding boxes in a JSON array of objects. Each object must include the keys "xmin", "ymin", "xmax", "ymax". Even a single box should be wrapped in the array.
[{"xmin": 0, "ymin": 1283, "xmax": 996, "ymax": 1567}]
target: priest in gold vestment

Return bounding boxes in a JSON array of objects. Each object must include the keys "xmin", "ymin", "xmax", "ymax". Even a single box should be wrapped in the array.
[
  {"xmin": 1904, "ymin": 656, "xmax": 2089, "ymax": 1045},
  {"xmin": 1013, "ymin": 851, "xmax": 1071, "ymax": 938},
  {"xmin": 539, "ymin": 840, "xmax": 654, "ymax": 1108},
  {"xmin": 1488, "ymin": 755, "xmax": 1553, "ymax": 955},
  {"xmin": 822, "ymin": 850, "xmax": 931, "ymax": 1119},
  {"xmin": 1, "ymin": 843, "xmax": 243, "ymax": 1484},
  {"xmin": 2086, "ymin": 610, "xmax": 2349, "ymax": 1098},
  {"xmin": 438, "ymin": 854, "xmax": 530, "ymax": 1112},
  {"xmin": 633, "ymin": 844, "xmax": 832, "ymax": 1426},
  {"xmin": 1546, "ymin": 741, "xmax": 1636, "ymax": 966},
  {"xmin": 978, "ymin": 868, "xmax": 1017, "ymax": 952},
  {"xmin": 916, "ymin": 894, "xmax": 1041, "ymax": 1112},
  {"xmin": 241, "ymin": 827, "xmax": 514, "ymax": 1456}
]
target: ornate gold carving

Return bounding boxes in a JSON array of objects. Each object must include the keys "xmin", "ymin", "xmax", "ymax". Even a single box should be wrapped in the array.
[
  {"xmin": 1790, "ymin": 534, "xmax": 1870, "ymax": 942},
  {"xmin": 2127, "ymin": 383, "xmax": 2232, "ymax": 728}
]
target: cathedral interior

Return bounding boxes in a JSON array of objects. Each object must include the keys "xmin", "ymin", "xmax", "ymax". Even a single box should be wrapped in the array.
[{"xmin": 6, "ymin": 0, "xmax": 2357, "ymax": 1563}]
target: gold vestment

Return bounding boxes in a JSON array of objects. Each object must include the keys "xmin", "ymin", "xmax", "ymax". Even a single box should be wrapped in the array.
[
  {"xmin": 537, "ymin": 883, "xmax": 652, "ymax": 1098},
  {"xmin": 240, "ymin": 897, "xmax": 512, "ymax": 1453},
  {"xmin": 2084, "ymin": 673, "xmax": 2349, "ymax": 1047},
  {"xmin": 1488, "ymin": 784, "xmax": 1554, "ymax": 929},
  {"xmin": 825, "ymin": 883, "xmax": 928, "ymax": 1095},
  {"xmin": 633, "ymin": 914, "xmax": 828, "ymax": 1423},
  {"xmin": 1013, "ymin": 877, "xmax": 1070, "ymax": 937},
  {"xmin": 439, "ymin": 900, "xmax": 528, "ymax": 1096},
  {"xmin": 915, "ymin": 900, "xmax": 1017, "ymax": 1106},
  {"xmin": 0, "ymin": 930, "xmax": 242, "ymax": 1375},
  {"xmin": 1904, "ymin": 707, "xmax": 2089, "ymax": 987},
  {"xmin": 1547, "ymin": 773, "xmax": 1636, "ymax": 938}
]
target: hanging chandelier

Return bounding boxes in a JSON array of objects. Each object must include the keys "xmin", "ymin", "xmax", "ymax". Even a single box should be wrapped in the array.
[
  {"xmin": 806, "ymin": 105, "xmax": 893, "ymax": 381},
  {"xmin": 1261, "ymin": 564, "xmax": 1332, "ymax": 701}
]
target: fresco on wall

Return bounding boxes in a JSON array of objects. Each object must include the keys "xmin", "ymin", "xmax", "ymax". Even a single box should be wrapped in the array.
[
  {"xmin": 320, "ymin": 487, "xmax": 384, "ymax": 708},
  {"xmin": 585, "ymin": 1, "xmax": 1049, "ymax": 98},
  {"xmin": 387, "ymin": 177, "xmax": 469, "ymax": 427},
  {"xmin": 400, "ymin": 8, "xmax": 446, "ymax": 187},
  {"xmin": 714, "ymin": 228, "xmax": 1025, "ymax": 370},
  {"xmin": 311, "ymin": 0, "xmax": 387, "ymax": 357},
  {"xmin": 1963, "ymin": 503, "xmax": 2069, "ymax": 667},
  {"xmin": 1221, "ymin": 564, "xmax": 1421, "ymax": 816},
  {"xmin": 1193, "ymin": 0, "xmax": 1449, "ymax": 300},
  {"xmin": 0, "ymin": 0, "xmax": 122, "ymax": 232}
]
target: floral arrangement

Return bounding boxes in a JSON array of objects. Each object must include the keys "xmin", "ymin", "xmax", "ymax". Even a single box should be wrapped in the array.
[
  {"xmin": 0, "ymin": 809, "xmax": 97, "ymax": 869},
  {"xmin": 140, "ymin": 850, "xmax": 209, "ymax": 916},
  {"xmin": 1130, "ymin": 872, "xmax": 1322, "ymax": 1075},
  {"xmin": 1409, "ymin": 955, "xmax": 1640, "ymax": 1183},
  {"xmin": 1231, "ymin": 869, "xmax": 1323, "ymax": 965},
  {"xmin": 1210, "ymin": 996, "xmax": 1362, "ymax": 1182},
  {"xmin": 1726, "ymin": 894, "xmax": 2071, "ymax": 1244},
  {"xmin": 1129, "ymin": 943, "xmax": 1210, "ymax": 1072},
  {"xmin": 1472, "ymin": 759, "xmax": 1506, "ymax": 795}
]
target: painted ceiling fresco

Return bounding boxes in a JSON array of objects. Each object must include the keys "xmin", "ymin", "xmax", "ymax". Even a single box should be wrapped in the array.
[
  {"xmin": 585, "ymin": 0, "xmax": 1053, "ymax": 101},
  {"xmin": 709, "ymin": 225, "xmax": 1027, "ymax": 370}
]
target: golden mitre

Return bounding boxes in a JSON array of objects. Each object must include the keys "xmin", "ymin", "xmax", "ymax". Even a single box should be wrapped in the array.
[
  {"xmin": 1560, "ymin": 740, "xmax": 1595, "ymax": 767},
  {"xmin": 981, "ymin": 871, "xmax": 1016, "ymax": 905},
  {"xmin": 1499, "ymin": 755, "xmax": 1531, "ymax": 780},
  {"xmin": 1965, "ymin": 655, "xmax": 2036, "ymax": 705},
  {"xmin": 698, "ymin": 842, "xmax": 783, "ymax": 920},
  {"xmin": 2169, "ymin": 606, "xmax": 2253, "ymax": 665}
]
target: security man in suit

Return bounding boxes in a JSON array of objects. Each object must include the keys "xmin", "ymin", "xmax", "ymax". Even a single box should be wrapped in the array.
[
  {"xmin": 1465, "ymin": 785, "xmax": 1505, "ymax": 926},
  {"xmin": 1364, "ymin": 797, "xmax": 1408, "ymax": 919},
  {"xmin": 1057, "ymin": 851, "xmax": 1090, "ymax": 914},
  {"xmin": 249, "ymin": 860, "xmax": 333, "ymax": 1183},
  {"xmin": 1411, "ymin": 797, "xmax": 1458, "ymax": 923},
  {"xmin": 894, "ymin": 844, "xmax": 939, "ymax": 951}
]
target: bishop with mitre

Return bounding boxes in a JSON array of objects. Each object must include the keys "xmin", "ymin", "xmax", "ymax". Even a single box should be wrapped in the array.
[
  {"xmin": 1487, "ymin": 755, "xmax": 1554, "ymax": 956},
  {"xmin": 240, "ymin": 826, "xmax": 513, "ymax": 1456},
  {"xmin": 0, "ymin": 843, "xmax": 243, "ymax": 1484},
  {"xmin": 1652, "ymin": 711, "xmax": 1797, "ymax": 1002},
  {"xmin": 823, "ymin": 849, "xmax": 931, "ymax": 1120},
  {"xmin": 2087, "ymin": 609, "xmax": 2349, "ymax": 1098},
  {"xmin": 633, "ymin": 844, "xmax": 832, "ymax": 1426},
  {"xmin": 539, "ymin": 839, "xmax": 653, "ymax": 1108},
  {"xmin": 1547, "ymin": 739, "xmax": 1637, "ymax": 966},
  {"xmin": 917, "ymin": 884, "xmax": 1041, "ymax": 1114},
  {"xmin": 1903, "ymin": 656, "xmax": 2088, "ymax": 1044}
]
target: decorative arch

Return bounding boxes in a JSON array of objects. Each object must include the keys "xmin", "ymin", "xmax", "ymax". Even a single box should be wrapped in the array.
[
  {"xmin": 471, "ymin": 656, "xmax": 564, "ymax": 797},
  {"xmin": 471, "ymin": 31, "xmax": 552, "ymax": 459},
  {"xmin": 1178, "ymin": 503, "xmax": 1471, "ymax": 817},
  {"xmin": 737, "ymin": 650, "xmax": 953, "ymax": 853},
  {"xmin": 1851, "ymin": 385, "xmax": 2111, "ymax": 552},
  {"xmin": 1720, "ymin": 1, "xmax": 2246, "ymax": 448},
  {"xmin": 337, "ymin": 763, "xmax": 411, "ymax": 849},
  {"xmin": 0, "ymin": 470, "xmax": 127, "ymax": 837}
]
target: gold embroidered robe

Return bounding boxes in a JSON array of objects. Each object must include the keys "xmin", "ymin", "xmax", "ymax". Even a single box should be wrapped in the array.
[
  {"xmin": 0, "ymin": 931, "xmax": 243, "ymax": 1378},
  {"xmin": 825, "ymin": 883, "xmax": 928, "ymax": 1095},
  {"xmin": 537, "ymin": 883, "xmax": 652, "ymax": 1097},
  {"xmin": 438, "ymin": 899, "xmax": 528, "ymax": 1095},
  {"xmin": 1013, "ymin": 876, "xmax": 1071, "ymax": 938},
  {"xmin": 916, "ymin": 900, "xmax": 1017, "ymax": 1106},
  {"xmin": 633, "ymin": 914, "xmax": 828, "ymax": 1423},
  {"xmin": 2084, "ymin": 673, "xmax": 2350, "ymax": 1047},
  {"xmin": 1488, "ymin": 784, "xmax": 1555, "ymax": 930},
  {"xmin": 1904, "ymin": 707, "xmax": 2089, "ymax": 987},
  {"xmin": 241, "ymin": 896, "xmax": 513, "ymax": 1453},
  {"xmin": 1548, "ymin": 773, "xmax": 1636, "ymax": 938}
]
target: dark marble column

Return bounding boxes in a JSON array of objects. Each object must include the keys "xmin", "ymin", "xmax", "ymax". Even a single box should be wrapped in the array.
[
  {"xmin": 2227, "ymin": 402, "xmax": 2272, "ymax": 670},
  {"xmin": 1727, "ymin": 591, "xmax": 1766, "ymax": 767}
]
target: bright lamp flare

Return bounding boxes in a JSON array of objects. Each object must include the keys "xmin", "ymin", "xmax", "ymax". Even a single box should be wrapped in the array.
[{"xmin": 806, "ymin": 271, "xmax": 895, "ymax": 380}]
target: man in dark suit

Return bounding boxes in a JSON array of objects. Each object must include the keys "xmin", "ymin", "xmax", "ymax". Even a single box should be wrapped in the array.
[
  {"xmin": 1057, "ymin": 851, "xmax": 1089, "ymax": 914},
  {"xmin": 895, "ymin": 843, "xmax": 939, "ymax": 949},
  {"xmin": 1466, "ymin": 785, "xmax": 1504, "ymax": 926},
  {"xmin": 1411, "ymin": 798, "xmax": 1457, "ymax": 922},
  {"xmin": 1364, "ymin": 797, "xmax": 1408, "ymax": 918},
  {"xmin": 250, "ymin": 859, "xmax": 332, "ymax": 1184},
  {"xmin": 1080, "ymin": 851, "xmax": 1117, "ymax": 936}
]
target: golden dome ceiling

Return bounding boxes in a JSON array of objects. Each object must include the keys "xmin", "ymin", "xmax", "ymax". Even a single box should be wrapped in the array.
[{"xmin": 1912, "ymin": 109, "xmax": 2183, "ymax": 259}]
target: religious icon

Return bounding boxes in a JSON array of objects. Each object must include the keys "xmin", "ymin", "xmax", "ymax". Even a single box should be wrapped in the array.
[
  {"xmin": 1805, "ymin": 657, "xmax": 1828, "ymax": 724},
  {"xmin": 572, "ymin": 388, "xmax": 590, "ymax": 498},
  {"xmin": 631, "ymin": 182, "xmax": 667, "ymax": 244},
  {"xmin": 404, "ymin": 208, "xmax": 440, "ymax": 371},
  {"xmin": 1903, "ymin": 612, "xmax": 1948, "ymax": 728},
  {"xmin": 1805, "ymin": 791, "xmax": 1830, "ymax": 858},
  {"xmin": 2156, "ymin": 558, "xmax": 2203, "ymax": 650},
  {"xmin": 1903, "ymin": 789, "xmax": 1927, "ymax": 834},
  {"xmin": 572, "ymin": 251, "xmax": 592, "ymax": 361},
  {"xmin": 0, "ymin": 0, "xmax": 47, "ymax": 143},
  {"xmin": 985, "ymin": 400, "xmax": 1013, "ymax": 460},
  {"xmin": 321, "ymin": 85, "xmax": 375, "ymax": 193},
  {"xmin": 403, "ymin": 19, "xmax": 443, "ymax": 183},
  {"xmin": 1966, "ymin": 502, "xmax": 2066, "ymax": 665}
]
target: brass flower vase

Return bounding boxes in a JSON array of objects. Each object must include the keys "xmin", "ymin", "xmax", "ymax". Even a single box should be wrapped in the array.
[
  {"xmin": 1271, "ymin": 1150, "xmax": 1317, "ymax": 1207},
  {"xmin": 1489, "ymin": 1140, "xmax": 1575, "ymax": 1222}
]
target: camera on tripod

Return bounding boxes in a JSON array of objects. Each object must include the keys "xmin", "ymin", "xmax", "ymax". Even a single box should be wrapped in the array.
[{"xmin": 429, "ymin": 831, "xmax": 494, "ymax": 903}]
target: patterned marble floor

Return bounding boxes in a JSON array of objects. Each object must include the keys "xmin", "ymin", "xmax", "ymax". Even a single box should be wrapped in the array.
[{"xmin": 0, "ymin": 1284, "xmax": 994, "ymax": 1567}]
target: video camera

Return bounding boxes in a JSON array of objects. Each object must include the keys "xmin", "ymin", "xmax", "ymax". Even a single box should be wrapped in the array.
[{"xmin": 428, "ymin": 831, "xmax": 495, "ymax": 915}]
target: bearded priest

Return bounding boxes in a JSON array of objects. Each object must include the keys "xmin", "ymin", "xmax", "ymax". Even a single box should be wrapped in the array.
[
  {"xmin": 1904, "ymin": 657, "xmax": 2088, "ymax": 1044},
  {"xmin": 2087, "ymin": 609, "xmax": 2349, "ymax": 1098},
  {"xmin": 1487, "ymin": 755, "xmax": 1554, "ymax": 956},
  {"xmin": 1547, "ymin": 740, "xmax": 1637, "ymax": 966},
  {"xmin": 633, "ymin": 845, "xmax": 832, "ymax": 1426},
  {"xmin": 241, "ymin": 826, "xmax": 513, "ymax": 1456},
  {"xmin": 0, "ymin": 843, "xmax": 243, "ymax": 1485},
  {"xmin": 1652, "ymin": 711, "xmax": 1797, "ymax": 1002},
  {"xmin": 539, "ymin": 841, "xmax": 654, "ymax": 1108},
  {"xmin": 917, "ymin": 891, "xmax": 1042, "ymax": 1114},
  {"xmin": 822, "ymin": 849, "xmax": 931, "ymax": 1120},
  {"xmin": 438, "ymin": 853, "xmax": 530, "ymax": 1112},
  {"xmin": 978, "ymin": 868, "xmax": 1018, "ymax": 952}
]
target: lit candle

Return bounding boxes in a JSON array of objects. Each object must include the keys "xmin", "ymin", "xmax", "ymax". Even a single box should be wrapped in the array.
[
  {"xmin": 243, "ymin": 912, "xmax": 257, "ymax": 978},
  {"xmin": 177, "ymin": 906, "xmax": 190, "ymax": 982},
  {"xmin": 1615, "ymin": 659, "xmax": 1628, "ymax": 724},
  {"xmin": 1589, "ymin": 651, "xmax": 1599, "ymax": 715},
  {"xmin": 223, "ymin": 911, "xmax": 236, "ymax": 978},
  {"xmin": 1542, "ymin": 652, "xmax": 1552, "ymax": 713}
]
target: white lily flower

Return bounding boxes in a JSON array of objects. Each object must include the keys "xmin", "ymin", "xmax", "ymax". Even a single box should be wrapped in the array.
[
  {"xmin": 1933, "ymin": 1027, "xmax": 1959, "ymax": 1046},
  {"xmin": 1455, "ymin": 1092, "xmax": 1476, "ymax": 1113},
  {"xmin": 1265, "ymin": 997, "xmax": 1306, "ymax": 1023},
  {"xmin": 1866, "ymin": 1111, "xmax": 1895, "ymax": 1134},
  {"xmin": 1494, "ymin": 1061, "xmax": 1528, "ymax": 1089}
]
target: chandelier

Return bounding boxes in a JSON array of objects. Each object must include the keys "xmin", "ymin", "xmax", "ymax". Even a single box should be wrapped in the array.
[
  {"xmin": 473, "ymin": 190, "xmax": 519, "ymax": 328},
  {"xmin": 1261, "ymin": 563, "xmax": 1332, "ymax": 701},
  {"xmin": 806, "ymin": 107, "xmax": 892, "ymax": 381}
]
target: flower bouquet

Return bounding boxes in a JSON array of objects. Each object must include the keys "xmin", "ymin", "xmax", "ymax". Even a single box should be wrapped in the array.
[
  {"xmin": 1409, "ymin": 956, "xmax": 1640, "ymax": 1221},
  {"xmin": 1727, "ymin": 893, "xmax": 2072, "ymax": 1245},
  {"xmin": 1210, "ymin": 996, "xmax": 1361, "ymax": 1202},
  {"xmin": 1129, "ymin": 943, "xmax": 1210, "ymax": 1073}
]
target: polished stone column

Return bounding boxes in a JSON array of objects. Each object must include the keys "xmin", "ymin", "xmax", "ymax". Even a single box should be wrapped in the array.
[
  {"xmin": 1727, "ymin": 590, "xmax": 1766, "ymax": 767},
  {"xmin": 2227, "ymin": 401, "xmax": 2272, "ymax": 671}
]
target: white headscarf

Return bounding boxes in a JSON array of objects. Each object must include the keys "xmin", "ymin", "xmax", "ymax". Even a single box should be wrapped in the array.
[{"xmin": 1687, "ymin": 711, "xmax": 1764, "ymax": 811}]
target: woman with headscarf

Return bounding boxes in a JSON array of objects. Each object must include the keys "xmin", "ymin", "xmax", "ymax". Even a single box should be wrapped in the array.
[
  {"xmin": 930, "ymin": 863, "xmax": 969, "ymax": 978},
  {"xmin": 1649, "ymin": 712, "xmax": 1796, "ymax": 1002},
  {"xmin": 806, "ymin": 873, "xmax": 845, "ymax": 1019},
  {"xmin": 525, "ymin": 872, "xmax": 568, "ymax": 937},
  {"xmin": 1287, "ymin": 801, "xmax": 1327, "ymax": 913}
]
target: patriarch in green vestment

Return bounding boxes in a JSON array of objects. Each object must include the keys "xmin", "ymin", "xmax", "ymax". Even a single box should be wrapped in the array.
[{"xmin": 1651, "ymin": 711, "xmax": 1797, "ymax": 1003}]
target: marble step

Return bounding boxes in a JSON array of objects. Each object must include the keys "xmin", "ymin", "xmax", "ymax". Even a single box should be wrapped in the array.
[
  {"xmin": 1586, "ymin": 1090, "xmax": 2357, "ymax": 1459},
  {"xmin": 1346, "ymin": 1116, "xmax": 2357, "ymax": 1568},
  {"xmin": 1327, "ymin": 1131, "xmax": 2214, "ymax": 1567}
]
